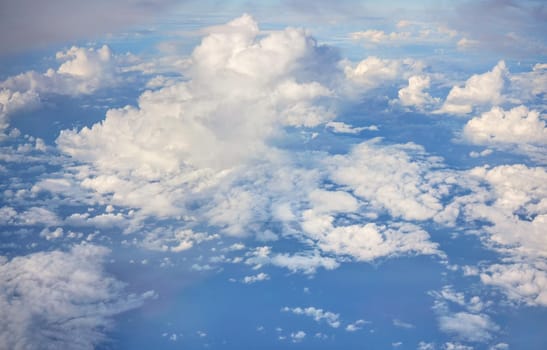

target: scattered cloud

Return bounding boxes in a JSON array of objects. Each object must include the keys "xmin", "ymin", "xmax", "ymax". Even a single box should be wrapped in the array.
[
  {"xmin": 438, "ymin": 312, "xmax": 499, "ymax": 342},
  {"xmin": 282, "ymin": 306, "xmax": 340, "ymax": 328}
]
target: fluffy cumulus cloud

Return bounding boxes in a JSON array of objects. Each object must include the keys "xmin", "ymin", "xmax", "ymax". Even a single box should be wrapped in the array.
[
  {"xmin": 437, "ymin": 61, "xmax": 507, "ymax": 115},
  {"xmin": 0, "ymin": 244, "xmax": 154, "ymax": 350},
  {"xmin": 463, "ymin": 105, "xmax": 547, "ymax": 146},
  {"xmin": 342, "ymin": 56, "xmax": 424, "ymax": 93},
  {"xmin": 55, "ymin": 15, "xmax": 337, "ymax": 226},
  {"xmin": 0, "ymin": 45, "xmax": 119, "ymax": 138},
  {"xmin": 396, "ymin": 75, "xmax": 439, "ymax": 109},
  {"xmin": 2, "ymin": 45, "xmax": 117, "ymax": 96}
]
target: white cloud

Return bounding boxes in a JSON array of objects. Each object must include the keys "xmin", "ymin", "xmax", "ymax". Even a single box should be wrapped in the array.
[
  {"xmin": 345, "ymin": 319, "xmax": 367, "ymax": 332},
  {"xmin": 465, "ymin": 164, "xmax": 547, "ymax": 259},
  {"xmin": 0, "ymin": 244, "xmax": 154, "ymax": 350},
  {"xmin": 0, "ymin": 206, "xmax": 60, "ymax": 227},
  {"xmin": 313, "ymin": 222, "xmax": 442, "ymax": 262},
  {"xmin": 463, "ymin": 105, "xmax": 547, "ymax": 146},
  {"xmin": 480, "ymin": 263, "xmax": 547, "ymax": 307},
  {"xmin": 0, "ymin": 45, "xmax": 120, "ymax": 137},
  {"xmin": 282, "ymin": 306, "xmax": 340, "ymax": 328},
  {"xmin": 325, "ymin": 138, "xmax": 447, "ymax": 221},
  {"xmin": 242, "ymin": 272, "xmax": 270, "ymax": 284},
  {"xmin": 54, "ymin": 15, "xmax": 336, "ymax": 230},
  {"xmin": 325, "ymin": 121, "xmax": 378, "ymax": 134},
  {"xmin": 245, "ymin": 247, "xmax": 339, "ymax": 275},
  {"xmin": 342, "ymin": 56, "xmax": 424, "ymax": 92},
  {"xmin": 437, "ymin": 61, "xmax": 507, "ymax": 115},
  {"xmin": 438, "ymin": 312, "xmax": 498, "ymax": 343},
  {"xmin": 290, "ymin": 330, "xmax": 306, "ymax": 342},
  {"xmin": 0, "ymin": 89, "xmax": 40, "ymax": 139},
  {"xmin": 396, "ymin": 75, "xmax": 440, "ymax": 109},
  {"xmin": 2, "ymin": 45, "xmax": 117, "ymax": 96},
  {"xmin": 270, "ymin": 251, "xmax": 339, "ymax": 274}
]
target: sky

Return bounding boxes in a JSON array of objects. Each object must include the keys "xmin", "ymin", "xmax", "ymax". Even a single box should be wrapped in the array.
[{"xmin": 0, "ymin": 1, "xmax": 546, "ymax": 349}]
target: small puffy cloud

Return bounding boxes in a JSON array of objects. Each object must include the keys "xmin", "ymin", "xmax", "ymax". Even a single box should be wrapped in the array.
[
  {"xmin": 463, "ymin": 105, "xmax": 547, "ymax": 146},
  {"xmin": 437, "ymin": 61, "xmax": 507, "ymax": 115},
  {"xmin": 343, "ymin": 56, "xmax": 424, "ymax": 92},
  {"xmin": 0, "ymin": 244, "xmax": 154, "ymax": 350},
  {"xmin": 345, "ymin": 319, "xmax": 368, "ymax": 332},
  {"xmin": 282, "ymin": 306, "xmax": 340, "ymax": 328},
  {"xmin": 396, "ymin": 75, "xmax": 440, "ymax": 109},
  {"xmin": 325, "ymin": 121, "xmax": 378, "ymax": 134},
  {"xmin": 242, "ymin": 272, "xmax": 270, "ymax": 284},
  {"xmin": 438, "ymin": 312, "xmax": 499, "ymax": 343},
  {"xmin": 270, "ymin": 251, "xmax": 339, "ymax": 274},
  {"xmin": 290, "ymin": 331, "xmax": 306, "ymax": 343}
]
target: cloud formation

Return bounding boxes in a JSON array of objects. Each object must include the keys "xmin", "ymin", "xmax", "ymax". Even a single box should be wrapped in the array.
[{"xmin": 0, "ymin": 244, "xmax": 154, "ymax": 350}]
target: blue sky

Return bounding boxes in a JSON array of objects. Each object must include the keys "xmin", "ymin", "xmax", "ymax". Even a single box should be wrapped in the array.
[{"xmin": 0, "ymin": 1, "xmax": 546, "ymax": 349}]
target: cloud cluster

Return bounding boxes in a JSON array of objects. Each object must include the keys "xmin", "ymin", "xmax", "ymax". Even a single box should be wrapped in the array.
[
  {"xmin": 437, "ymin": 61, "xmax": 507, "ymax": 115},
  {"xmin": 463, "ymin": 105, "xmax": 547, "ymax": 146},
  {"xmin": 0, "ymin": 45, "xmax": 119, "ymax": 138},
  {"xmin": 282, "ymin": 306, "xmax": 340, "ymax": 328},
  {"xmin": 0, "ymin": 244, "xmax": 154, "ymax": 350}
]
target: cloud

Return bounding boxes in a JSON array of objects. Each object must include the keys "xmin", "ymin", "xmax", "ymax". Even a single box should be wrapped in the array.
[
  {"xmin": 463, "ymin": 105, "xmax": 547, "ymax": 146},
  {"xmin": 245, "ymin": 247, "xmax": 339, "ymax": 275},
  {"xmin": 0, "ymin": 244, "xmax": 154, "ymax": 350},
  {"xmin": 396, "ymin": 75, "xmax": 440, "ymax": 109},
  {"xmin": 342, "ymin": 56, "xmax": 424, "ymax": 93},
  {"xmin": 0, "ymin": 45, "xmax": 121, "ymax": 138},
  {"xmin": 345, "ymin": 319, "xmax": 367, "ymax": 332},
  {"xmin": 438, "ymin": 312, "xmax": 499, "ymax": 342},
  {"xmin": 312, "ymin": 222, "xmax": 442, "ymax": 262},
  {"xmin": 465, "ymin": 164, "xmax": 547, "ymax": 259},
  {"xmin": 242, "ymin": 272, "xmax": 270, "ymax": 284},
  {"xmin": 325, "ymin": 121, "xmax": 378, "ymax": 134},
  {"xmin": 325, "ymin": 138, "xmax": 447, "ymax": 221},
  {"xmin": 0, "ymin": 206, "xmax": 60, "ymax": 227},
  {"xmin": 0, "ymin": 0, "xmax": 177, "ymax": 54},
  {"xmin": 437, "ymin": 61, "xmax": 507, "ymax": 115},
  {"xmin": 0, "ymin": 89, "xmax": 40, "ymax": 139},
  {"xmin": 480, "ymin": 263, "xmax": 547, "ymax": 306},
  {"xmin": 290, "ymin": 330, "xmax": 306, "ymax": 343},
  {"xmin": 282, "ymin": 306, "xmax": 340, "ymax": 328}
]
